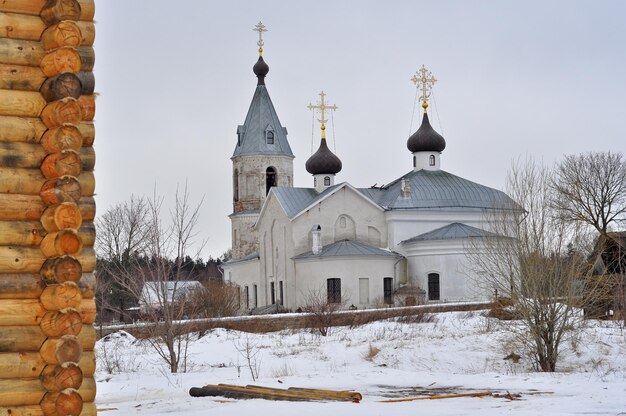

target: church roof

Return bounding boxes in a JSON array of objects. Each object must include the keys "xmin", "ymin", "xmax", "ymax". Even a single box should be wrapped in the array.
[
  {"xmin": 358, "ymin": 169, "xmax": 520, "ymax": 211},
  {"xmin": 232, "ymin": 56, "xmax": 294, "ymax": 159},
  {"xmin": 224, "ymin": 251, "xmax": 260, "ymax": 265},
  {"xmin": 305, "ymin": 137, "xmax": 342, "ymax": 175},
  {"xmin": 407, "ymin": 112, "xmax": 446, "ymax": 153},
  {"xmin": 401, "ymin": 222, "xmax": 502, "ymax": 244},
  {"xmin": 271, "ymin": 184, "xmax": 341, "ymax": 219},
  {"xmin": 293, "ymin": 239, "xmax": 399, "ymax": 260}
]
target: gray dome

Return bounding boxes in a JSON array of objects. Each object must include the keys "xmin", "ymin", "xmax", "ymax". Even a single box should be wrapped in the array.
[
  {"xmin": 306, "ymin": 138, "xmax": 342, "ymax": 175},
  {"xmin": 253, "ymin": 56, "xmax": 269, "ymax": 84},
  {"xmin": 407, "ymin": 112, "xmax": 446, "ymax": 153}
]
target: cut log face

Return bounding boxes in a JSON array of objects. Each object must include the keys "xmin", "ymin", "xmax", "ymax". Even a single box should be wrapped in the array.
[
  {"xmin": 40, "ymin": 256, "xmax": 82, "ymax": 283},
  {"xmin": 40, "ymin": 0, "xmax": 82, "ymax": 26},
  {"xmin": 40, "ymin": 335, "xmax": 83, "ymax": 365},
  {"xmin": 40, "ymin": 97, "xmax": 82, "ymax": 127},
  {"xmin": 40, "ymin": 47, "xmax": 81, "ymax": 78},
  {"xmin": 40, "ymin": 388, "xmax": 83, "ymax": 416},
  {"xmin": 40, "ymin": 150, "xmax": 82, "ymax": 178},
  {"xmin": 40, "ymin": 308, "xmax": 83, "ymax": 337},
  {"xmin": 40, "ymin": 228, "xmax": 83, "ymax": 257},
  {"xmin": 41, "ymin": 363, "xmax": 83, "ymax": 392},
  {"xmin": 0, "ymin": 63, "xmax": 46, "ymax": 91},
  {"xmin": 41, "ymin": 21, "xmax": 83, "ymax": 51},
  {"xmin": 40, "ymin": 72, "xmax": 83, "ymax": 102},
  {"xmin": 40, "ymin": 176, "xmax": 82, "ymax": 205},
  {"xmin": 41, "ymin": 202, "xmax": 83, "ymax": 232},
  {"xmin": 41, "ymin": 125, "xmax": 84, "ymax": 153},
  {"xmin": 40, "ymin": 282, "xmax": 82, "ymax": 310}
]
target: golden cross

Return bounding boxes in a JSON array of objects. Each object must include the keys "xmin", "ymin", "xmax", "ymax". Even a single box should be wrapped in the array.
[
  {"xmin": 253, "ymin": 21, "xmax": 267, "ymax": 54},
  {"xmin": 411, "ymin": 64, "xmax": 437, "ymax": 110},
  {"xmin": 307, "ymin": 91, "xmax": 338, "ymax": 138}
]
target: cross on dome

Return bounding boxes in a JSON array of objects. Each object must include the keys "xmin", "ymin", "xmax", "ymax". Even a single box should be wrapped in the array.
[
  {"xmin": 253, "ymin": 21, "xmax": 268, "ymax": 55},
  {"xmin": 411, "ymin": 65, "xmax": 437, "ymax": 111},
  {"xmin": 307, "ymin": 91, "xmax": 338, "ymax": 139}
]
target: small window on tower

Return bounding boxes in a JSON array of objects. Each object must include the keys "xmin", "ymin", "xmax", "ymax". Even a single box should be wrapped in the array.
[
  {"xmin": 324, "ymin": 176, "xmax": 331, "ymax": 186},
  {"xmin": 266, "ymin": 131, "xmax": 274, "ymax": 144},
  {"xmin": 429, "ymin": 155, "xmax": 435, "ymax": 166},
  {"xmin": 413, "ymin": 156, "xmax": 416, "ymax": 168}
]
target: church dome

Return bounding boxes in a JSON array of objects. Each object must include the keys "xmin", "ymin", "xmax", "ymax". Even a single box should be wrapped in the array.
[
  {"xmin": 306, "ymin": 137, "xmax": 342, "ymax": 175},
  {"xmin": 407, "ymin": 112, "xmax": 446, "ymax": 153},
  {"xmin": 253, "ymin": 56, "xmax": 269, "ymax": 84}
]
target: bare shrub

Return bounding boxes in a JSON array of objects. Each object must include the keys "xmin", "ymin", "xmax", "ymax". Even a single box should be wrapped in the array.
[
  {"xmin": 363, "ymin": 343, "xmax": 381, "ymax": 361},
  {"xmin": 234, "ymin": 334, "xmax": 262, "ymax": 381},
  {"xmin": 302, "ymin": 286, "xmax": 346, "ymax": 336},
  {"xmin": 187, "ymin": 280, "xmax": 240, "ymax": 318}
]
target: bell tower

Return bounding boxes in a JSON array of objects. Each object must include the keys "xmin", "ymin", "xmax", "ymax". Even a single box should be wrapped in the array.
[{"xmin": 230, "ymin": 22, "xmax": 294, "ymax": 259}]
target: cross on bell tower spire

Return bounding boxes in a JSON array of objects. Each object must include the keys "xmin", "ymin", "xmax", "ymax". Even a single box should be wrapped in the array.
[
  {"xmin": 253, "ymin": 21, "xmax": 267, "ymax": 56},
  {"xmin": 307, "ymin": 91, "xmax": 338, "ymax": 139},
  {"xmin": 411, "ymin": 64, "xmax": 437, "ymax": 112}
]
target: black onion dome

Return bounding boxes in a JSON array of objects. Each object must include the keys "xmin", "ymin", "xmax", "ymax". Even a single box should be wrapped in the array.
[
  {"xmin": 253, "ymin": 56, "xmax": 269, "ymax": 84},
  {"xmin": 407, "ymin": 112, "xmax": 446, "ymax": 153},
  {"xmin": 306, "ymin": 138, "xmax": 342, "ymax": 175}
]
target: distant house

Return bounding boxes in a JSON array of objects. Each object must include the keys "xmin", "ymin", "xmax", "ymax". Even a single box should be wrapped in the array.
[
  {"xmin": 589, "ymin": 232, "xmax": 626, "ymax": 318},
  {"xmin": 139, "ymin": 280, "xmax": 202, "ymax": 313}
]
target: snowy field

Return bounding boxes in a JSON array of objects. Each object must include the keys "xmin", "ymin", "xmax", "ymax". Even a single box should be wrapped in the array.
[{"xmin": 95, "ymin": 312, "xmax": 626, "ymax": 415}]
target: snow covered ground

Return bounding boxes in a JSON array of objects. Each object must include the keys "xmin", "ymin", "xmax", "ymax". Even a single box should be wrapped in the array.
[{"xmin": 95, "ymin": 312, "xmax": 626, "ymax": 415}]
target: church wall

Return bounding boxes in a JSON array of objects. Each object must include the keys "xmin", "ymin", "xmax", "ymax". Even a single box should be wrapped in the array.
[
  {"xmin": 222, "ymin": 258, "xmax": 262, "ymax": 312},
  {"xmin": 293, "ymin": 256, "xmax": 399, "ymax": 308},
  {"xmin": 230, "ymin": 213, "xmax": 259, "ymax": 258},
  {"xmin": 291, "ymin": 187, "xmax": 387, "ymax": 255}
]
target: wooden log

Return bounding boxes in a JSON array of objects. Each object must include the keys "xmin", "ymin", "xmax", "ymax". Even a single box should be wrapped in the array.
[
  {"xmin": 40, "ymin": 335, "xmax": 82, "ymax": 365},
  {"xmin": 40, "ymin": 308, "xmax": 83, "ymax": 337},
  {"xmin": 0, "ymin": 246, "xmax": 94, "ymax": 274},
  {"xmin": 0, "ymin": 142, "xmax": 94, "ymax": 172},
  {"xmin": 77, "ymin": 121, "xmax": 94, "ymax": 145},
  {"xmin": 76, "ymin": 70, "xmax": 93, "ymax": 95},
  {"xmin": 76, "ymin": 94, "xmax": 94, "ymax": 121},
  {"xmin": 78, "ymin": 351, "xmax": 94, "ymax": 376},
  {"xmin": 77, "ymin": 297, "xmax": 96, "ymax": 324},
  {"xmin": 78, "ymin": 222, "xmax": 95, "ymax": 246},
  {"xmin": 40, "ymin": 228, "xmax": 83, "ymax": 257},
  {"xmin": 39, "ymin": 255, "xmax": 81, "ymax": 283},
  {"xmin": 41, "ymin": 363, "xmax": 82, "ymax": 392},
  {"xmin": 41, "ymin": 202, "xmax": 82, "ymax": 232},
  {"xmin": 0, "ymin": 221, "xmax": 45, "ymax": 245},
  {"xmin": 41, "ymin": 124, "xmax": 83, "ymax": 153},
  {"xmin": 40, "ymin": 47, "xmax": 81, "ymax": 78},
  {"xmin": 40, "ymin": 282, "xmax": 82, "ymax": 310},
  {"xmin": 0, "ymin": 62, "xmax": 46, "ymax": 90},
  {"xmin": 40, "ymin": 72, "xmax": 82, "ymax": 102},
  {"xmin": 0, "ymin": 0, "xmax": 95, "ymax": 21},
  {"xmin": 40, "ymin": 175, "xmax": 81, "ymax": 204},
  {"xmin": 41, "ymin": 21, "xmax": 82, "ymax": 50},
  {"xmin": 0, "ymin": 324, "xmax": 94, "ymax": 353},
  {"xmin": 41, "ymin": 0, "xmax": 82, "ymax": 26},
  {"xmin": 76, "ymin": 21, "xmax": 94, "ymax": 47},
  {"xmin": 0, "ymin": 379, "xmax": 45, "ymax": 406},
  {"xmin": 0, "ymin": 115, "xmax": 45, "ymax": 142},
  {"xmin": 40, "ymin": 150, "xmax": 82, "ymax": 178},
  {"xmin": 0, "ymin": 352, "xmax": 46, "ymax": 379},
  {"xmin": 78, "ymin": 377, "xmax": 95, "ymax": 402},
  {"xmin": 0, "ymin": 11, "xmax": 45, "ymax": 41},
  {"xmin": 0, "ymin": 406, "xmax": 44, "ymax": 416},
  {"xmin": 0, "ymin": 88, "xmax": 45, "ymax": 117},
  {"xmin": 0, "ymin": 298, "xmax": 46, "ymax": 326},
  {"xmin": 0, "ymin": 273, "xmax": 44, "ymax": 299},
  {"xmin": 75, "ymin": 46, "xmax": 94, "ymax": 71},
  {"xmin": 40, "ymin": 97, "xmax": 81, "ymax": 127},
  {"xmin": 0, "ymin": 194, "xmax": 96, "ymax": 223},
  {"xmin": 0, "ymin": 38, "xmax": 44, "ymax": 66},
  {"xmin": 77, "ymin": 272, "xmax": 95, "ymax": 298},
  {"xmin": 40, "ymin": 389, "xmax": 83, "ymax": 416}
]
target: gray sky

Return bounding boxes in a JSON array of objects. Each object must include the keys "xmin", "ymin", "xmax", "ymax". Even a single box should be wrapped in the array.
[{"xmin": 93, "ymin": 1, "xmax": 626, "ymax": 259}]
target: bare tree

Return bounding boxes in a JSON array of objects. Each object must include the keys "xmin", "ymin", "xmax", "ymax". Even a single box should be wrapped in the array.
[
  {"xmin": 468, "ymin": 157, "xmax": 606, "ymax": 372},
  {"xmin": 186, "ymin": 280, "xmax": 240, "ymax": 319},
  {"xmin": 552, "ymin": 151, "xmax": 626, "ymax": 236},
  {"xmin": 96, "ymin": 183, "xmax": 206, "ymax": 373},
  {"xmin": 302, "ymin": 285, "xmax": 347, "ymax": 336}
]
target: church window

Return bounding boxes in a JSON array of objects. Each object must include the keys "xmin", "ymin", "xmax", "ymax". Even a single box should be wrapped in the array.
[
  {"xmin": 253, "ymin": 284, "xmax": 258, "ymax": 308},
  {"xmin": 428, "ymin": 273, "xmax": 440, "ymax": 301},
  {"xmin": 233, "ymin": 169, "xmax": 239, "ymax": 201},
  {"xmin": 279, "ymin": 281, "xmax": 284, "ymax": 306},
  {"xmin": 383, "ymin": 277, "xmax": 393, "ymax": 304},
  {"xmin": 233, "ymin": 229, "xmax": 238, "ymax": 245},
  {"xmin": 339, "ymin": 216, "xmax": 347, "ymax": 228},
  {"xmin": 429, "ymin": 155, "xmax": 435, "ymax": 166},
  {"xmin": 266, "ymin": 130, "xmax": 275, "ymax": 144},
  {"xmin": 324, "ymin": 176, "xmax": 331, "ymax": 186},
  {"xmin": 327, "ymin": 278, "xmax": 341, "ymax": 304},
  {"xmin": 359, "ymin": 278, "xmax": 370, "ymax": 304},
  {"xmin": 270, "ymin": 281, "xmax": 276, "ymax": 304},
  {"xmin": 266, "ymin": 167, "xmax": 277, "ymax": 195},
  {"xmin": 244, "ymin": 286, "xmax": 249, "ymax": 309},
  {"xmin": 413, "ymin": 156, "xmax": 416, "ymax": 168},
  {"xmin": 314, "ymin": 177, "xmax": 317, "ymax": 187}
]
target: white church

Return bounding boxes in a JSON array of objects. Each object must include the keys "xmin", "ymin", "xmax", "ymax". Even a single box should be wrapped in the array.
[{"xmin": 222, "ymin": 25, "xmax": 519, "ymax": 311}]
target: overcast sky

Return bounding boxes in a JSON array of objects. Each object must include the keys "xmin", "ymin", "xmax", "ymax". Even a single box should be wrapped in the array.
[{"xmin": 93, "ymin": 1, "xmax": 626, "ymax": 259}]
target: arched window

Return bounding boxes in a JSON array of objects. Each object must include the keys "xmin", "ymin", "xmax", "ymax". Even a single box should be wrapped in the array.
[
  {"xmin": 324, "ymin": 176, "xmax": 331, "ymax": 186},
  {"xmin": 266, "ymin": 167, "xmax": 276, "ymax": 195},
  {"xmin": 233, "ymin": 169, "xmax": 239, "ymax": 201},
  {"xmin": 266, "ymin": 130, "xmax": 274, "ymax": 144},
  {"xmin": 428, "ymin": 273, "xmax": 440, "ymax": 301},
  {"xmin": 413, "ymin": 156, "xmax": 416, "ymax": 168},
  {"xmin": 429, "ymin": 155, "xmax": 435, "ymax": 166}
]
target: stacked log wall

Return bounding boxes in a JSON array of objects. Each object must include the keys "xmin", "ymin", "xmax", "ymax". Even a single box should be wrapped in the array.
[{"xmin": 0, "ymin": 1, "xmax": 96, "ymax": 415}]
